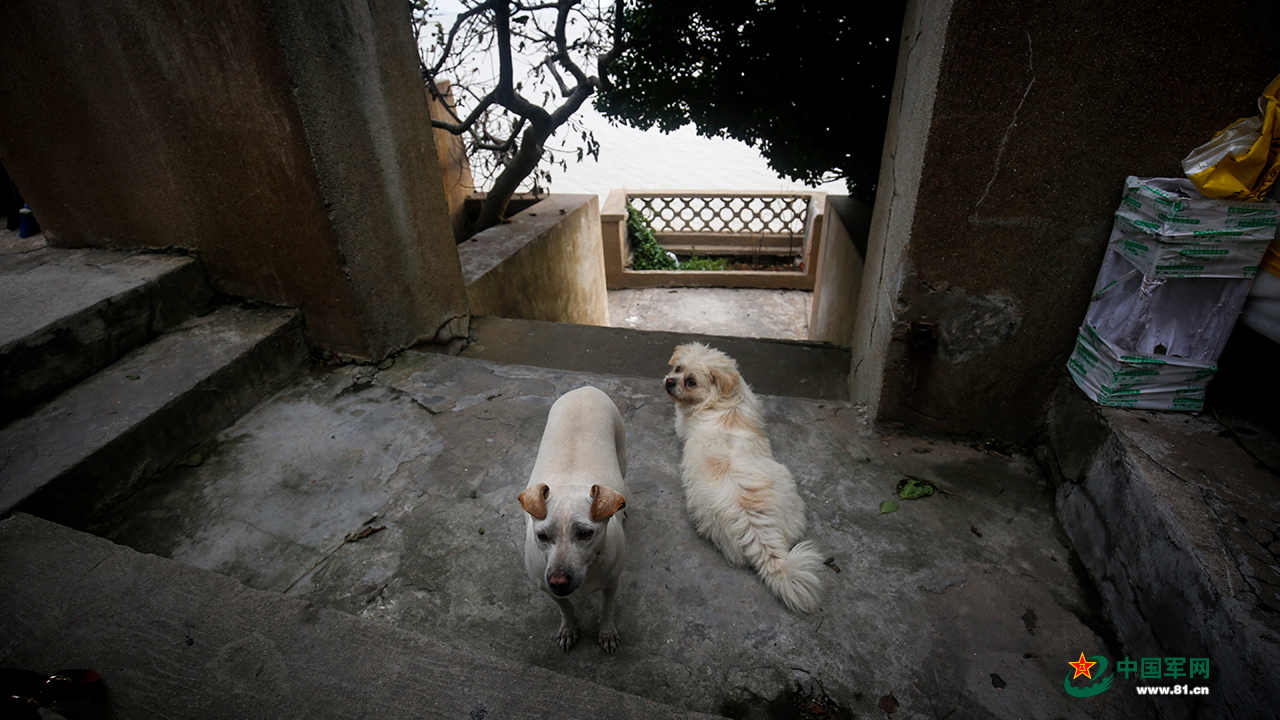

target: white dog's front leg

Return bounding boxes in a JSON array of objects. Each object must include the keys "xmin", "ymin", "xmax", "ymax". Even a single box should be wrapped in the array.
[
  {"xmin": 597, "ymin": 585, "xmax": 620, "ymax": 653},
  {"xmin": 552, "ymin": 596, "xmax": 579, "ymax": 650}
]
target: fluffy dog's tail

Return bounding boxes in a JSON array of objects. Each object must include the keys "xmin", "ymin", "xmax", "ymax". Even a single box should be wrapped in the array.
[{"xmin": 757, "ymin": 540, "xmax": 823, "ymax": 613}]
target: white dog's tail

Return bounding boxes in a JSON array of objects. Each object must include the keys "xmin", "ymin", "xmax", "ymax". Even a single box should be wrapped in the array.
[{"xmin": 757, "ymin": 540, "xmax": 823, "ymax": 613}]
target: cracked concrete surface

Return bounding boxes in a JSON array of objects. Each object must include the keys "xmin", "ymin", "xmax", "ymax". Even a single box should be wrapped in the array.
[{"xmin": 92, "ymin": 350, "xmax": 1156, "ymax": 719}]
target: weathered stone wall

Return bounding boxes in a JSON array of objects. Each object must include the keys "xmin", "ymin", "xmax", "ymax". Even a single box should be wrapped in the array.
[
  {"xmin": 459, "ymin": 195, "xmax": 609, "ymax": 326},
  {"xmin": 0, "ymin": 0, "xmax": 469, "ymax": 360},
  {"xmin": 853, "ymin": 0, "xmax": 1280, "ymax": 440},
  {"xmin": 808, "ymin": 196, "xmax": 870, "ymax": 346}
]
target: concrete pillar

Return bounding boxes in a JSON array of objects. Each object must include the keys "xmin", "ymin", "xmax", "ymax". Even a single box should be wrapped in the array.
[
  {"xmin": 852, "ymin": 0, "xmax": 1280, "ymax": 440},
  {"xmin": 0, "ymin": 0, "xmax": 469, "ymax": 360},
  {"xmin": 429, "ymin": 81, "xmax": 477, "ymax": 244}
]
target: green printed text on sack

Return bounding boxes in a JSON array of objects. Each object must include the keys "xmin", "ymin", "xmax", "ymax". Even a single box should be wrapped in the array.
[
  {"xmin": 1120, "ymin": 356, "xmax": 1167, "ymax": 365},
  {"xmin": 1115, "ymin": 368, "xmax": 1158, "ymax": 377}
]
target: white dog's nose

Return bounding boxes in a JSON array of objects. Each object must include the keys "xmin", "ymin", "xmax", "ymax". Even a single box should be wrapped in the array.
[{"xmin": 548, "ymin": 571, "xmax": 573, "ymax": 596}]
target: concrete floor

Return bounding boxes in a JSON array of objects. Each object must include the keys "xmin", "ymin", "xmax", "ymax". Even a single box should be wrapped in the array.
[
  {"xmin": 90, "ymin": 350, "xmax": 1156, "ymax": 719},
  {"xmin": 609, "ymin": 288, "xmax": 811, "ymax": 341}
]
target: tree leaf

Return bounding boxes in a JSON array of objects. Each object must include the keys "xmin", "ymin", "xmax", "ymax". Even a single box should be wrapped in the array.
[
  {"xmin": 896, "ymin": 477, "xmax": 936, "ymax": 500},
  {"xmin": 879, "ymin": 499, "xmax": 898, "ymax": 515}
]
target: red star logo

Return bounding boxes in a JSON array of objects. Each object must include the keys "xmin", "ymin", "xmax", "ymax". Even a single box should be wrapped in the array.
[{"xmin": 1068, "ymin": 652, "xmax": 1097, "ymax": 680}]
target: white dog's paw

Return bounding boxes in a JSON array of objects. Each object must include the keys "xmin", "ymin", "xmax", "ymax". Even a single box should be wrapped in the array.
[
  {"xmin": 598, "ymin": 627, "xmax": 621, "ymax": 653},
  {"xmin": 557, "ymin": 624, "xmax": 579, "ymax": 651}
]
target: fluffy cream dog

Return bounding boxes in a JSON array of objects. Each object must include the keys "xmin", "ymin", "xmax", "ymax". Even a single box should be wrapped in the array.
[
  {"xmin": 664, "ymin": 343, "xmax": 822, "ymax": 613},
  {"xmin": 518, "ymin": 386, "xmax": 628, "ymax": 652}
]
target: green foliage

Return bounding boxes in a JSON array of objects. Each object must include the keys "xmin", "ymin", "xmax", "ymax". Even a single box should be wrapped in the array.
[
  {"xmin": 677, "ymin": 255, "xmax": 728, "ymax": 271},
  {"xmin": 627, "ymin": 205, "xmax": 677, "ymax": 270},
  {"xmin": 596, "ymin": 0, "xmax": 905, "ymax": 203}
]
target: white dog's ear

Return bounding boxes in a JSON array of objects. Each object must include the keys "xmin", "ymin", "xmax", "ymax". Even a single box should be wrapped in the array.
[
  {"xmin": 708, "ymin": 365, "xmax": 740, "ymax": 395},
  {"xmin": 519, "ymin": 483, "xmax": 550, "ymax": 520},
  {"xmin": 589, "ymin": 484, "xmax": 626, "ymax": 522}
]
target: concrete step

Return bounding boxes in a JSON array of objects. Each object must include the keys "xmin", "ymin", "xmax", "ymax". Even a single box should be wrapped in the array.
[
  {"xmin": 0, "ymin": 232, "xmax": 214, "ymax": 425},
  {"xmin": 448, "ymin": 315, "xmax": 851, "ymax": 401},
  {"xmin": 0, "ymin": 512, "xmax": 714, "ymax": 720},
  {"xmin": 1047, "ymin": 384, "xmax": 1280, "ymax": 719},
  {"xmin": 0, "ymin": 304, "xmax": 307, "ymax": 528}
]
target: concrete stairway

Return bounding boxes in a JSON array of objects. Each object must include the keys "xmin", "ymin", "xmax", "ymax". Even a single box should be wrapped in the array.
[
  {"xmin": 0, "ymin": 232, "xmax": 308, "ymax": 526},
  {"xmin": 16, "ymin": 230, "xmax": 1252, "ymax": 718},
  {"xmin": 0, "ymin": 234, "xmax": 728, "ymax": 719}
]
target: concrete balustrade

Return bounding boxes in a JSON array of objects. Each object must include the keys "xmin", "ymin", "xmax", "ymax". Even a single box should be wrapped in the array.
[{"xmin": 601, "ymin": 189, "xmax": 825, "ymax": 289}]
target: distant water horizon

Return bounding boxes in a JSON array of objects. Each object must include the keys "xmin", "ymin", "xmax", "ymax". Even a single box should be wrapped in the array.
[{"xmin": 541, "ymin": 105, "xmax": 849, "ymax": 202}]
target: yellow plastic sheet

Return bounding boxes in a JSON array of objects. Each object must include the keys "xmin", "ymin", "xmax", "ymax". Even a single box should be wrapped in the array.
[{"xmin": 1183, "ymin": 73, "xmax": 1280, "ymax": 201}]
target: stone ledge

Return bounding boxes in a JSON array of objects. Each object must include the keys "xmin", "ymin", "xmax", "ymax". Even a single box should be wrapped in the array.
[{"xmin": 1046, "ymin": 383, "xmax": 1280, "ymax": 719}]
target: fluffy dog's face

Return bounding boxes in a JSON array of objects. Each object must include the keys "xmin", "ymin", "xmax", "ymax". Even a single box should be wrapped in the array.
[{"xmin": 664, "ymin": 343, "xmax": 740, "ymax": 406}]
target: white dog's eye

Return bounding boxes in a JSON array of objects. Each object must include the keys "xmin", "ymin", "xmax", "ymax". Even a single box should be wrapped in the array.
[
  {"xmin": 536, "ymin": 531, "xmax": 549, "ymax": 543},
  {"xmin": 685, "ymin": 377, "xmax": 697, "ymax": 387},
  {"xmin": 576, "ymin": 528, "xmax": 594, "ymax": 541},
  {"xmin": 674, "ymin": 365, "xmax": 683, "ymax": 373}
]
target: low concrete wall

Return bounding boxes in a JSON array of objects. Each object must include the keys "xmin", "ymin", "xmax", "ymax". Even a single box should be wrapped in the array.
[
  {"xmin": 459, "ymin": 195, "xmax": 609, "ymax": 325},
  {"xmin": 808, "ymin": 196, "xmax": 872, "ymax": 345}
]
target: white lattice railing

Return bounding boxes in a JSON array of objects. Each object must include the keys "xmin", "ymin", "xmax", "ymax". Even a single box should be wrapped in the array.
[
  {"xmin": 627, "ymin": 193, "xmax": 810, "ymax": 236},
  {"xmin": 623, "ymin": 191, "xmax": 816, "ymax": 256}
]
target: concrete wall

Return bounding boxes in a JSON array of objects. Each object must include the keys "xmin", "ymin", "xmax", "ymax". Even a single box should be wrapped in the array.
[
  {"xmin": 852, "ymin": 0, "xmax": 1280, "ymax": 441},
  {"xmin": 808, "ymin": 195, "xmax": 871, "ymax": 346},
  {"xmin": 459, "ymin": 195, "xmax": 609, "ymax": 326},
  {"xmin": 0, "ymin": 0, "xmax": 469, "ymax": 360},
  {"xmin": 429, "ymin": 81, "xmax": 477, "ymax": 243}
]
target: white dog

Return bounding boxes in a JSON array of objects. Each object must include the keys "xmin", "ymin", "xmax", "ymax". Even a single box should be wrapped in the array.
[
  {"xmin": 518, "ymin": 386, "xmax": 628, "ymax": 652},
  {"xmin": 664, "ymin": 343, "xmax": 822, "ymax": 613}
]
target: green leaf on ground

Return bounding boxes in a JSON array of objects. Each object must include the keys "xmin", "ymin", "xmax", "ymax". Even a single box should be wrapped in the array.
[
  {"xmin": 897, "ymin": 477, "xmax": 936, "ymax": 500},
  {"xmin": 879, "ymin": 499, "xmax": 899, "ymax": 514}
]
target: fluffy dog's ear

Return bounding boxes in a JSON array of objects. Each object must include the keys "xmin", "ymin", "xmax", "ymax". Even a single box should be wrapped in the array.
[
  {"xmin": 668, "ymin": 345, "xmax": 686, "ymax": 367},
  {"xmin": 589, "ymin": 484, "xmax": 626, "ymax": 522},
  {"xmin": 708, "ymin": 365, "xmax": 740, "ymax": 395},
  {"xmin": 518, "ymin": 483, "xmax": 549, "ymax": 520}
]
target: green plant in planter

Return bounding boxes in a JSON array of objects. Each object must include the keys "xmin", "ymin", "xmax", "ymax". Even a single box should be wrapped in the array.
[
  {"xmin": 627, "ymin": 205, "xmax": 677, "ymax": 270},
  {"xmin": 677, "ymin": 255, "xmax": 728, "ymax": 271}
]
